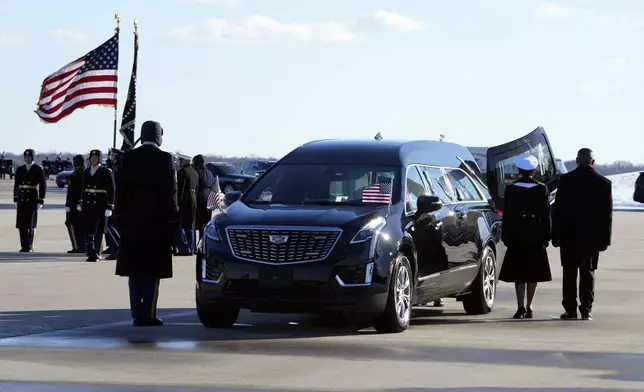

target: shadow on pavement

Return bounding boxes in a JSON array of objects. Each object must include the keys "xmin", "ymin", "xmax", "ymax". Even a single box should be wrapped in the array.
[
  {"xmin": 0, "ymin": 252, "xmax": 88, "ymax": 263},
  {"xmin": 0, "ymin": 382, "xmax": 640, "ymax": 392},
  {"xmin": 0, "ymin": 203, "xmax": 66, "ymax": 210},
  {"xmin": 0, "ymin": 309, "xmax": 643, "ymax": 383}
]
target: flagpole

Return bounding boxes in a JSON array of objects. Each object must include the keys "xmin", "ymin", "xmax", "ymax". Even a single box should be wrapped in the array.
[{"xmin": 112, "ymin": 13, "xmax": 121, "ymax": 149}]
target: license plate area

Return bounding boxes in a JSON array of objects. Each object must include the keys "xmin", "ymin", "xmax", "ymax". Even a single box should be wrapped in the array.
[{"xmin": 258, "ymin": 266, "xmax": 293, "ymax": 287}]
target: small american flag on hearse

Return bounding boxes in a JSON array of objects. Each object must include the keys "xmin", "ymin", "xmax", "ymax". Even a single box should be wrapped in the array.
[{"xmin": 361, "ymin": 182, "xmax": 392, "ymax": 204}]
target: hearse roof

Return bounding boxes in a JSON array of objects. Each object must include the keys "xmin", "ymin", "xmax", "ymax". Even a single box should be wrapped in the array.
[{"xmin": 280, "ymin": 139, "xmax": 477, "ymax": 168}]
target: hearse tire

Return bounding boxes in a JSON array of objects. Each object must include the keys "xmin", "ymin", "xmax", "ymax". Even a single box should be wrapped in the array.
[
  {"xmin": 462, "ymin": 246, "xmax": 496, "ymax": 315},
  {"xmin": 373, "ymin": 253, "xmax": 413, "ymax": 334},
  {"xmin": 196, "ymin": 291, "xmax": 239, "ymax": 328}
]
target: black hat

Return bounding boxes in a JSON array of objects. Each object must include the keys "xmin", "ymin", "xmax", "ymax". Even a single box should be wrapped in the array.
[
  {"xmin": 141, "ymin": 121, "xmax": 164, "ymax": 146},
  {"xmin": 193, "ymin": 154, "xmax": 205, "ymax": 169},
  {"xmin": 23, "ymin": 149, "xmax": 35, "ymax": 157},
  {"xmin": 73, "ymin": 154, "xmax": 85, "ymax": 167}
]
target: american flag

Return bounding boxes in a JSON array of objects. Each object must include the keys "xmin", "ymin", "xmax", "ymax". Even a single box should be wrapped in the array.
[
  {"xmin": 119, "ymin": 30, "xmax": 138, "ymax": 151},
  {"xmin": 207, "ymin": 175, "xmax": 225, "ymax": 210},
  {"xmin": 35, "ymin": 34, "xmax": 119, "ymax": 123},
  {"xmin": 362, "ymin": 183, "xmax": 393, "ymax": 204}
]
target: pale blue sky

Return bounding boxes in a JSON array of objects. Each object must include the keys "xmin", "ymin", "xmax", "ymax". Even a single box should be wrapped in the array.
[{"xmin": 0, "ymin": 0, "xmax": 642, "ymax": 162}]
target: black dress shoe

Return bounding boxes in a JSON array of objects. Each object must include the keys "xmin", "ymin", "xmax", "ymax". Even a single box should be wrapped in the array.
[
  {"xmin": 85, "ymin": 256, "xmax": 99, "ymax": 262},
  {"xmin": 513, "ymin": 307, "xmax": 526, "ymax": 319},
  {"xmin": 560, "ymin": 311, "xmax": 578, "ymax": 320},
  {"xmin": 133, "ymin": 318, "xmax": 164, "ymax": 327},
  {"xmin": 525, "ymin": 308, "xmax": 533, "ymax": 319},
  {"xmin": 581, "ymin": 313, "xmax": 593, "ymax": 320}
]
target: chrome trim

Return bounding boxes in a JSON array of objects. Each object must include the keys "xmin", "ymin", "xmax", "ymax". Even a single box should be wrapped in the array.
[
  {"xmin": 335, "ymin": 262, "xmax": 374, "ymax": 287},
  {"xmin": 201, "ymin": 258, "xmax": 223, "ymax": 284},
  {"xmin": 225, "ymin": 225, "xmax": 343, "ymax": 265},
  {"xmin": 417, "ymin": 263, "xmax": 478, "ymax": 282}
]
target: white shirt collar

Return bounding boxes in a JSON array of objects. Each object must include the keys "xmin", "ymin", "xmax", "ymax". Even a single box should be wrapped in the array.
[{"xmin": 142, "ymin": 141, "xmax": 159, "ymax": 148}]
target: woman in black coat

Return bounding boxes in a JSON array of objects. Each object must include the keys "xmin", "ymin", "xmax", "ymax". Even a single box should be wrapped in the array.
[{"xmin": 499, "ymin": 153, "xmax": 552, "ymax": 319}]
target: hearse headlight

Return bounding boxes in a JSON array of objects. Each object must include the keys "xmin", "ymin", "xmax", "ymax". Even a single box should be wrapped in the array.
[
  {"xmin": 350, "ymin": 216, "xmax": 387, "ymax": 244},
  {"xmin": 204, "ymin": 219, "xmax": 220, "ymax": 242}
]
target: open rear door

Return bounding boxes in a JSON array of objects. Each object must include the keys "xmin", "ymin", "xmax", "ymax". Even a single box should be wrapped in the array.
[{"xmin": 486, "ymin": 126, "xmax": 559, "ymax": 210}]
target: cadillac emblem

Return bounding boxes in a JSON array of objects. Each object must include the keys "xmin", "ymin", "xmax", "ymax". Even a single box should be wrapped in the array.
[{"xmin": 268, "ymin": 234, "xmax": 289, "ymax": 244}]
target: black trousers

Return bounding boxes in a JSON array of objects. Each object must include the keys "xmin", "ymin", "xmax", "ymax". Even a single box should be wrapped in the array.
[
  {"xmin": 66, "ymin": 223, "xmax": 85, "ymax": 251},
  {"xmin": 561, "ymin": 250, "xmax": 599, "ymax": 314},
  {"xmin": 18, "ymin": 228, "xmax": 36, "ymax": 250},
  {"xmin": 85, "ymin": 216, "xmax": 105, "ymax": 259},
  {"xmin": 128, "ymin": 277, "xmax": 160, "ymax": 321}
]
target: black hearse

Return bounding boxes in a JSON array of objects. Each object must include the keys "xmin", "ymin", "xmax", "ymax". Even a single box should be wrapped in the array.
[{"xmin": 196, "ymin": 127, "xmax": 560, "ymax": 333}]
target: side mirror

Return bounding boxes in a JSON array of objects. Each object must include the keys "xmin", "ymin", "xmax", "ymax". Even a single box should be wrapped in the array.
[
  {"xmin": 417, "ymin": 195, "xmax": 442, "ymax": 214},
  {"xmin": 224, "ymin": 191, "xmax": 242, "ymax": 206}
]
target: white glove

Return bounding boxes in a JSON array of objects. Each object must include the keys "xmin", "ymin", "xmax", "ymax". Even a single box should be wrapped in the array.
[
  {"xmin": 76, "ymin": 204, "xmax": 82, "ymax": 212},
  {"xmin": 65, "ymin": 207, "xmax": 71, "ymax": 213},
  {"xmin": 104, "ymin": 209, "xmax": 112, "ymax": 217},
  {"xmin": 37, "ymin": 204, "xmax": 43, "ymax": 210}
]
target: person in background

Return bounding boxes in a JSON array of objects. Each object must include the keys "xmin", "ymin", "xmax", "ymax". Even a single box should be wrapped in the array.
[
  {"xmin": 64, "ymin": 154, "xmax": 86, "ymax": 254},
  {"xmin": 115, "ymin": 121, "xmax": 178, "ymax": 327},
  {"xmin": 0, "ymin": 154, "xmax": 6, "ymax": 180},
  {"xmin": 103, "ymin": 149, "xmax": 123, "ymax": 260},
  {"xmin": 79, "ymin": 149, "xmax": 115, "ymax": 262},
  {"xmin": 13, "ymin": 149, "xmax": 47, "ymax": 252},
  {"xmin": 498, "ymin": 153, "xmax": 552, "ymax": 319},
  {"xmin": 176, "ymin": 156, "xmax": 199, "ymax": 256},
  {"xmin": 193, "ymin": 154, "xmax": 216, "ymax": 243},
  {"xmin": 552, "ymin": 148, "xmax": 612, "ymax": 321}
]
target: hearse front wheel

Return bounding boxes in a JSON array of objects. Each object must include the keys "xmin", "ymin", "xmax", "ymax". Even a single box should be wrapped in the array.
[
  {"xmin": 373, "ymin": 253, "xmax": 413, "ymax": 334},
  {"xmin": 462, "ymin": 246, "xmax": 496, "ymax": 315},
  {"xmin": 196, "ymin": 289, "xmax": 239, "ymax": 328}
]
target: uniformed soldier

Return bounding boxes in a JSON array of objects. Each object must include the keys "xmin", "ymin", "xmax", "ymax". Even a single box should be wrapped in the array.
[
  {"xmin": 103, "ymin": 149, "xmax": 123, "ymax": 261},
  {"xmin": 498, "ymin": 153, "xmax": 552, "ymax": 319},
  {"xmin": 0, "ymin": 153, "xmax": 6, "ymax": 180},
  {"xmin": 78, "ymin": 149, "xmax": 115, "ymax": 262},
  {"xmin": 64, "ymin": 154, "xmax": 86, "ymax": 253},
  {"xmin": 13, "ymin": 149, "xmax": 47, "ymax": 252},
  {"xmin": 176, "ymin": 155, "xmax": 199, "ymax": 255},
  {"xmin": 193, "ymin": 154, "xmax": 216, "ymax": 243}
]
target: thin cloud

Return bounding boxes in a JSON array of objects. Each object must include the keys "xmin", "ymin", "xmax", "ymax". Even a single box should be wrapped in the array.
[
  {"xmin": 0, "ymin": 32, "xmax": 23, "ymax": 45},
  {"xmin": 168, "ymin": 11, "xmax": 424, "ymax": 44},
  {"xmin": 600, "ymin": 57, "xmax": 627, "ymax": 67},
  {"xmin": 48, "ymin": 29, "xmax": 89, "ymax": 43},
  {"xmin": 578, "ymin": 83, "xmax": 617, "ymax": 97},
  {"xmin": 535, "ymin": 2, "xmax": 572, "ymax": 21}
]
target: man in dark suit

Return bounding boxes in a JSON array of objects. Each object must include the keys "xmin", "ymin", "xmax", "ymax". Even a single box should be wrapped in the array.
[
  {"xmin": 115, "ymin": 121, "xmax": 178, "ymax": 327},
  {"xmin": 193, "ymin": 154, "xmax": 216, "ymax": 243},
  {"xmin": 552, "ymin": 148, "xmax": 612, "ymax": 321},
  {"xmin": 64, "ymin": 154, "xmax": 86, "ymax": 254},
  {"xmin": 176, "ymin": 156, "xmax": 199, "ymax": 256},
  {"xmin": 13, "ymin": 149, "xmax": 47, "ymax": 252},
  {"xmin": 79, "ymin": 150, "xmax": 115, "ymax": 262}
]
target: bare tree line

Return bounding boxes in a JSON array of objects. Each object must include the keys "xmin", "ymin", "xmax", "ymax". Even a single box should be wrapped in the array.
[{"xmin": 563, "ymin": 160, "xmax": 644, "ymax": 176}]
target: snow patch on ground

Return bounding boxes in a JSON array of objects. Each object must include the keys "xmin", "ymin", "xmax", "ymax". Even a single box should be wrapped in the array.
[{"xmin": 607, "ymin": 171, "xmax": 644, "ymax": 211}]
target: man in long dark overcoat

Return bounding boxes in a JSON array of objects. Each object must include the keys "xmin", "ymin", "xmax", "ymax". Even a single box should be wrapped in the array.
[
  {"xmin": 552, "ymin": 148, "xmax": 612, "ymax": 321},
  {"xmin": 176, "ymin": 156, "xmax": 199, "ymax": 255},
  {"xmin": 192, "ymin": 154, "xmax": 216, "ymax": 243},
  {"xmin": 13, "ymin": 149, "xmax": 47, "ymax": 252},
  {"xmin": 114, "ymin": 121, "xmax": 179, "ymax": 327}
]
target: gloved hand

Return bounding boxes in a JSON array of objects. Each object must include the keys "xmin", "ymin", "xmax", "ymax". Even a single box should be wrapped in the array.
[
  {"xmin": 104, "ymin": 209, "xmax": 112, "ymax": 217},
  {"xmin": 37, "ymin": 204, "xmax": 43, "ymax": 210},
  {"xmin": 76, "ymin": 204, "xmax": 82, "ymax": 212},
  {"xmin": 65, "ymin": 206, "xmax": 71, "ymax": 213}
]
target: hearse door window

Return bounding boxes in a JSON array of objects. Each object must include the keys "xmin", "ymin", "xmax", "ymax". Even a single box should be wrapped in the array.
[
  {"xmin": 443, "ymin": 169, "xmax": 483, "ymax": 202},
  {"xmin": 405, "ymin": 166, "xmax": 427, "ymax": 213},
  {"xmin": 420, "ymin": 167, "xmax": 454, "ymax": 204}
]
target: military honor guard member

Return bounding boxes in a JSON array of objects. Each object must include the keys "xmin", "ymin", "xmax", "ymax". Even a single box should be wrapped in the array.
[
  {"xmin": 13, "ymin": 149, "xmax": 47, "ymax": 252},
  {"xmin": 176, "ymin": 155, "xmax": 199, "ymax": 255},
  {"xmin": 115, "ymin": 121, "xmax": 179, "ymax": 327},
  {"xmin": 552, "ymin": 148, "xmax": 612, "ymax": 321},
  {"xmin": 79, "ymin": 149, "xmax": 115, "ymax": 262},
  {"xmin": 498, "ymin": 153, "xmax": 552, "ymax": 319},
  {"xmin": 64, "ymin": 154, "xmax": 87, "ymax": 254}
]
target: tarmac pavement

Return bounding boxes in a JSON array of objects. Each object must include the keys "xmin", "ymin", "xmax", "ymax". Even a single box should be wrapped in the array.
[{"xmin": 0, "ymin": 179, "xmax": 643, "ymax": 391}]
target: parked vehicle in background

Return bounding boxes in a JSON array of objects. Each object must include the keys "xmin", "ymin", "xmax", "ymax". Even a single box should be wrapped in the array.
[
  {"xmin": 195, "ymin": 127, "xmax": 561, "ymax": 334},
  {"xmin": 241, "ymin": 159, "xmax": 277, "ymax": 177},
  {"xmin": 55, "ymin": 169, "xmax": 73, "ymax": 188},
  {"xmin": 205, "ymin": 162, "xmax": 257, "ymax": 194}
]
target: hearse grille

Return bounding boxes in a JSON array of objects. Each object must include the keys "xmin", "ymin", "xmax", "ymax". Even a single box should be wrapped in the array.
[{"xmin": 225, "ymin": 226, "xmax": 342, "ymax": 264}]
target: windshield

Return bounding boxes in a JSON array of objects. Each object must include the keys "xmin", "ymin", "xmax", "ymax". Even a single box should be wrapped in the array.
[
  {"xmin": 210, "ymin": 164, "xmax": 240, "ymax": 175},
  {"xmin": 243, "ymin": 164, "xmax": 400, "ymax": 205},
  {"xmin": 256, "ymin": 161, "xmax": 275, "ymax": 171}
]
